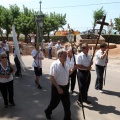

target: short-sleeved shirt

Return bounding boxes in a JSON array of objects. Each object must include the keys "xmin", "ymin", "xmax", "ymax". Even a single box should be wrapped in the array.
[
  {"xmin": 48, "ymin": 42, "xmax": 53, "ymax": 48},
  {"xmin": 31, "ymin": 49, "xmax": 44, "ymax": 68},
  {"xmin": 50, "ymin": 59, "xmax": 71, "ymax": 86},
  {"xmin": 0, "ymin": 62, "xmax": 13, "ymax": 83},
  {"xmin": 66, "ymin": 55, "xmax": 77, "ymax": 69},
  {"xmin": 55, "ymin": 43, "xmax": 61, "ymax": 50},
  {"xmin": 41, "ymin": 42, "xmax": 46, "ymax": 49},
  {"xmin": 95, "ymin": 49, "xmax": 107, "ymax": 66},
  {"xmin": 76, "ymin": 52, "xmax": 91, "ymax": 70},
  {"xmin": 3, "ymin": 43, "xmax": 9, "ymax": 52}
]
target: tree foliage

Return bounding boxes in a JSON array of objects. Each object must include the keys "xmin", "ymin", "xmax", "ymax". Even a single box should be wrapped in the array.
[
  {"xmin": 0, "ymin": 4, "xmax": 67, "ymax": 42},
  {"xmin": 114, "ymin": 17, "xmax": 120, "ymax": 32},
  {"xmin": 93, "ymin": 7, "xmax": 106, "ymax": 32},
  {"xmin": 44, "ymin": 12, "xmax": 66, "ymax": 40}
]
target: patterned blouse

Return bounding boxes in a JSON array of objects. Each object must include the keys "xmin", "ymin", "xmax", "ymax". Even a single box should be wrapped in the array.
[{"xmin": 0, "ymin": 62, "xmax": 13, "ymax": 83}]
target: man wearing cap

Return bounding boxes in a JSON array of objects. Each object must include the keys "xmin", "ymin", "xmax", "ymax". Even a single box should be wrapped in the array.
[
  {"xmin": 48, "ymin": 39, "xmax": 53, "ymax": 59},
  {"xmin": 95, "ymin": 43, "xmax": 109, "ymax": 93},
  {"xmin": 76, "ymin": 43, "xmax": 92, "ymax": 105}
]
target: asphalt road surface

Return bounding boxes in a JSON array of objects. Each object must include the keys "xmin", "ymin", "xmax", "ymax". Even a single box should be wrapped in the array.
[{"xmin": 0, "ymin": 55, "xmax": 120, "ymax": 120}]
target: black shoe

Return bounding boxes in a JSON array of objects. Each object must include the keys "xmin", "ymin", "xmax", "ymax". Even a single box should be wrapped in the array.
[
  {"xmin": 70, "ymin": 90, "xmax": 74, "ymax": 94},
  {"xmin": 45, "ymin": 110, "xmax": 51, "ymax": 119},
  {"xmin": 77, "ymin": 100, "xmax": 82, "ymax": 107},
  {"xmin": 95, "ymin": 87, "xmax": 98, "ymax": 90},
  {"xmin": 9, "ymin": 102, "xmax": 16, "ymax": 106},
  {"xmin": 4, "ymin": 105, "xmax": 8, "ymax": 108},
  {"xmin": 37, "ymin": 84, "xmax": 42, "ymax": 89},
  {"xmin": 83, "ymin": 100, "xmax": 91, "ymax": 104}
]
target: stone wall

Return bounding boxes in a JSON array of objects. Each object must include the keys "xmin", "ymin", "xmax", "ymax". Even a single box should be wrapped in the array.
[{"xmin": 9, "ymin": 42, "xmax": 57, "ymax": 57}]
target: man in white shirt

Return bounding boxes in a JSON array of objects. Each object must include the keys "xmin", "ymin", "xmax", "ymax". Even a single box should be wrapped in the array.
[
  {"xmin": 76, "ymin": 43, "xmax": 92, "ymax": 105},
  {"xmin": 66, "ymin": 48, "xmax": 77, "ymax": 93},
  {"xmin": 45, "ymin": 49, "xmax": 77, "ymax": 120},
  {"xmin": 41, "ymin": 39, "xmax": 46, "ymax": 57},
  {"xmin": 31, "ymin": 44, "xmax": 44, "ymax": 89},
  {"xmin": 13, "ymin": 43, "xmax": 23, "ymax": 77},
  {"xmin": 3, "ymin": 40, "xmax": 10, "ymax": 61},
  {"xmin": 30, "ymin": 32, "xmax": 35, "ymax": 45},
  {"xmin": 55, "ymin": 40, "xmax": 62, "ymax": 59},
  {"xmin": 48, "ymin": 39, "xmax": 53, "ymax": 59},
  {"xmin": 95, "ymin": 43, "xmax": 108, "ymax": 93}
]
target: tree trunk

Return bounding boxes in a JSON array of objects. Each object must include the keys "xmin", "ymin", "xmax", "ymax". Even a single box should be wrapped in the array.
[
  {"xmin": 47, "ymin": 32, "xmax": 50, "ymax": 42},
  {"xmin": 17, "ymin": 33, "xmax": 20, "ymax": 41},
  {"xmin": 6, "ymin": 32, "xmax": 9, "ymax": 41},
  {"xmin": 0, "ymin": 28, "xmax": 3, "ymax": 41},
  {"xmin": 25, "ymin": 34, "xmax": 28, "ymax": 43}
]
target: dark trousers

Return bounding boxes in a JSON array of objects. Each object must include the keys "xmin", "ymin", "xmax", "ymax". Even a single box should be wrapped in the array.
[
  {"xmin": 69, "ymin": 70, "xmax": 77, "ymax": 91},
  {"xmin": 77, "ymin": 70, "xmax": 91, "ymax": 102},
  {"xmin": 95, "ymin": 65, "xmax": 105, "ymax": 90},
  {"xmin": 0, "ymin": 80, "xmax": 14, "ymax": 105},
  {"xmin": 14, "ymin": 56, "xmax": 21, "ymax": 76},
  {"xmin": 48, "ymin": 48, "xmax": 52, "ymax": 59},
  {"xmin": 46, "ymin": 84, "xmax": 71, "ymax": 120}
]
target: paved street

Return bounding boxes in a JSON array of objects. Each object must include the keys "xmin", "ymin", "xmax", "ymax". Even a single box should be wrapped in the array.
[{"xmin": 0, "ymin": 55, "xmax": 120, "ymax": 120}]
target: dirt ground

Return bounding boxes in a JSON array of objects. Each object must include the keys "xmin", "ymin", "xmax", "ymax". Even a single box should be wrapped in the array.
[{"xmin": 108, "ymin": 44, "xmax": 120, "ymax": 58}]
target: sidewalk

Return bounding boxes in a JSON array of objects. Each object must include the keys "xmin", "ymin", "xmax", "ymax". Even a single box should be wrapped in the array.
[{"xmin": 0, "ymin": 55, "xmax": 120, "ymax": 120}]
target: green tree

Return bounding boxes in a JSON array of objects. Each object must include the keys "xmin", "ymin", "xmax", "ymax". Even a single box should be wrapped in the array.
[
  {"xmin": 9, "ymin": 4, "xmax": 21, "ymax": 40},
  {"xmin": 2, "ymin": 8, "xmax": 12, "ymax": 40},
  {"xmin": 43, "ymin": 12, "xmax": 66, "ymax": 41},
  {"xmin": 17, "ymin": 5, "xmax": 35, "ymax": 43},
  {"xmin": 114, "ymin": 17, "xmax": 120, "ymax": 32},
  {"xmin": 93, "ymin": 7, "xmax": 106, "ymax": 32},
  {"xmin": 0, "ymin": 5, "xmax": 5, "ymax": 39}
]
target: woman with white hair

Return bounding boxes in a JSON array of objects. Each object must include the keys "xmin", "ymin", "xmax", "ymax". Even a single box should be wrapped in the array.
[{"xmin": 0, "ymin": 52, "xmax": 15, "ymax": 108}]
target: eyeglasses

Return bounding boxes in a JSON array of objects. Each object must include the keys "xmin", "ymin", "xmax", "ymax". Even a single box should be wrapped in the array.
[{"xmin": 1, "ymin": 57, "xmax": 7, "ymax": 59}]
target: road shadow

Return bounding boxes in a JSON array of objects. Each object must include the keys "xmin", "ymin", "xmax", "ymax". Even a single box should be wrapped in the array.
[
  {"xmin": 0, "ymin": 69, "xmax": 81, "ymax": 120},
  {"xmin": 84, "ymin": 97, "xmax": 120, "ymax": 115},
  {"xmin": 102, "ymin": 90, "xmax": 120, "ymax": 98}
]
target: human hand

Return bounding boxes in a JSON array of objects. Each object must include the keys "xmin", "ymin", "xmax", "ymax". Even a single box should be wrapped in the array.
[
  {"xmin": 87, "ymin": 66, "xmax": 92, "ymax": 70},
  {"xmin": 105, "ymin": 48, "xmax": 109, "ymax": 53},
  {"xmin": 57, "ymin": 86, "xmax": 64, "ymax": 94},
  {"xmin": 5, "ymin": 75, "xmax": 10, "ymax": 79}
]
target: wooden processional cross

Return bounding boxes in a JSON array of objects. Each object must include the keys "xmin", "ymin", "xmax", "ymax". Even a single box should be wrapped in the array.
[{"xmin": 91, "ymin": 15, "xmax": 109, "ymax": 62}]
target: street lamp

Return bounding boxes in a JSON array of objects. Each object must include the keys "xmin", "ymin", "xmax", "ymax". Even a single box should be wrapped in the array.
[{"xmin": 35, "ymin": 1, "xmax": 45, "ymax": 44}]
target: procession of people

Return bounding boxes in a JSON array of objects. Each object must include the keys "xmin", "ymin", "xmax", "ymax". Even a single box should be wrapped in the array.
[{"xmin": 0, "ymin": 38, "xmax": 114, "ymax": 120}]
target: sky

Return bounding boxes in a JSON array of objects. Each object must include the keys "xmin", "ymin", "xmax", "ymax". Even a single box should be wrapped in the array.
[{"xmin": 1, "ymin": 0, "xmax": 120, "ymax": 32}]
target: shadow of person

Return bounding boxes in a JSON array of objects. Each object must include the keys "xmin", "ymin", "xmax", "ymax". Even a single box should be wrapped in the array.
[
  {"xmin": 102, "ymin": 90, "xmax": 120, "ymax": 98},
  {"xmin": 84, "ymin": 97, "xmax": 120, "ymax": 115}
]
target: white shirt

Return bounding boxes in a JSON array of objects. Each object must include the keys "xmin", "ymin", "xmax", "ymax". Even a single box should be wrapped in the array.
[
  {"xmin": 41, "ymin": 42, "xmax": 46, "ymax": 49},
  {"xmin": 66, "ymin": 55, "xmax": 77, "ymax": 69},
  {"xmin": 95, "ymin": 49, "xmax": 107, "ymax": 66},
  {"xmin": 30, "ymin": 34, "xmax": 35, "ymax": 42},
  {"xmin": 76, "ymin": 52, "xmax": 91, "ymax": 70},
  {"xmin": 55, "ymin": 43, "xmax": 61, "ymax": 50},
  {"xmin": 50, "ymin": 59, "xmax": 71, "ymax": 86},
  {"xmin": 3, "ymin": 43, "xmax": 9, "ymax": 51},
  {"xmin": 31, "ymin": 49, "xmax": 44, "ymax": 68},
  {"xmin": 48, "ymin": 42, "xmax": 53, "ymax": 48}
]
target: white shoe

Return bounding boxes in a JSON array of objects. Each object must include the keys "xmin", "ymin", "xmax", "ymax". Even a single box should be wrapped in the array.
[{"xmin": 99, "ymin": 90, "xmax": 103, "ymax": 93}]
